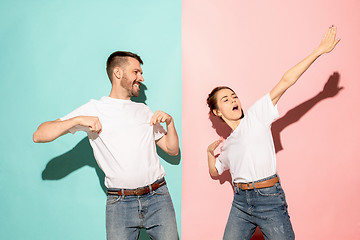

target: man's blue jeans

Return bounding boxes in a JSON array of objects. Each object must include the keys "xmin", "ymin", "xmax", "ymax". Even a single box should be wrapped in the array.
[
  {"xmin": 106, "ymin": 182, "xmax": 178, "ymax": 240},
  {"xmin": 223, "ymin": 175, "xmax": 295, "ymax": 240}
]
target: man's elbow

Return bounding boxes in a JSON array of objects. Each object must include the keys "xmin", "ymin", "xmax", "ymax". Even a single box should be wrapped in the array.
[
  {"xmin": 33, "ymin": 131, "xmax": 51, "ymax": 143},
  {"xmin": 33, "ymin": 132, "xmax": 45, "ymax": 143},
  {"xmin": 168, "ymin": 148, "xmax": 179, "ymax": 156},
  {"xmin": 33, "ymin": 123, "xmax": 48, "ymax": 143}
]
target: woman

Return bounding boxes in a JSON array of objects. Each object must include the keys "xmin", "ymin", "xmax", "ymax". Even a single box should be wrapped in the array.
[{"xmin": 207, "ymin": 26, "xmax": 340, "ymax": 240}]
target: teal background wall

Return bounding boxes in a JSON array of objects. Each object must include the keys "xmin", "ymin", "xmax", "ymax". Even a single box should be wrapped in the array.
[{"xmin": 0, "ymin": 0, "xmax": 182, "ymax": 239}]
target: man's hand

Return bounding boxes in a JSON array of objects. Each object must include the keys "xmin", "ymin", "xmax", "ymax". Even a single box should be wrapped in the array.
[
  {"xmin": 153, "ymin": 110, "xmax": 179, "ymax": 156},
  {"xmin": 76, "ymin": 116, "xmax": 102, "ymax": 134},
  {"xmin": 150, "ymin": 111, "xmax": 173, "ymax": 126}
]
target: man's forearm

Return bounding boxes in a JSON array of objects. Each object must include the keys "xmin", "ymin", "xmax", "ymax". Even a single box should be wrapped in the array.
[
  {"xmin": 164, "ymin": 121, "xmax": 179, "ymax": 156},
  {"xmin": 33, "ymin": 118, "xmax": 78, "ymax": 143}
]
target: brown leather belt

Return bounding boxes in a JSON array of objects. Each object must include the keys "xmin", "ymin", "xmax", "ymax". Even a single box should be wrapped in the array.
[
  {"xmin": 234, "ymin": 176, "xmax": 279, "ymax": 190},
  {"xmin": 107, "ymin": 178, "xmax": 166, "ymax": 196}
]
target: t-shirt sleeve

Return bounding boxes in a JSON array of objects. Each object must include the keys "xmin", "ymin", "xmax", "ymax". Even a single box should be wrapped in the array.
[
  {"xmin": 59, "ymin": 101, "xmax": 94, "ymax": 134},
  {"xmin": 153, "ymin": 123, "xmax": 166, "ymax": 141},
  {"xmin": 215, "ymin": 154, "xmax": 229, "ymax": 175},
  {"xmin": 247, "ymin": 93, "xmax": 279, "ymax": 127}
]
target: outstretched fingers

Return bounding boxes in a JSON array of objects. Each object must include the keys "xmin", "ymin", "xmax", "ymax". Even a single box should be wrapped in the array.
[{"xmin": 320, "ymin": 26, "xmax": 340, "ymax": 53}]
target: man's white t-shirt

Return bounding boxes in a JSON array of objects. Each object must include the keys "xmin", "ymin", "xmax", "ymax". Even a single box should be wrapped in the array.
[
  {"xmin": 215, "ymin": 93, "xmax": 279, "ymax": 183},
  {"xmin": 60, "ymin": 96, "xmax": 166, "ymax": 189}
]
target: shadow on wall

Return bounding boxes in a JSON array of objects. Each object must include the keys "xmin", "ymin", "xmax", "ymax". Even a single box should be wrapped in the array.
[
  {"xmin": 41, "ymin": 137, "xmax": 181, "ymax": 194},
  {"xmin": 131, "ymin": 83, "xmax": 148, "ymax": 104},
  {"xmin": 41, "ymin": 83, "xmax": 180, "ymax": 240},
  {"xmin": 271, "ymin": 72, "xmax": 343, "ymax": 153},
  {"xmin": 208, "ymin": 72, "xmax": 343, "ymax": 239}
]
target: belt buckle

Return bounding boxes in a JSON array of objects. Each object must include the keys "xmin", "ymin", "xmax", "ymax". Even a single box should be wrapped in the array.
[{"xmin": 134, "ymin": 188, "xmax": 142, "ymax": 196}]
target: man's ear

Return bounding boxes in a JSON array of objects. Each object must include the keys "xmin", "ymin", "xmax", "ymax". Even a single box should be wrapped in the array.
[{"xmin": 113, "ymin": 67, "xmax": 123, "ymax": 81}]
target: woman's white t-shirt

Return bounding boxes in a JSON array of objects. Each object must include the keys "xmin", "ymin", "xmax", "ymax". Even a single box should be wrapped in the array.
[{"xmin": 215, "ymin": 93, "xmax": 279, "ymax": 183}]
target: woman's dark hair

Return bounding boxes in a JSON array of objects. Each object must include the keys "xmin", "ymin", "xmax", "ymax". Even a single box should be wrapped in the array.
[
  {"xmin": 207, "ymin": 86, "xmax": 244, "ymax": 120},
  {"xmin": 207, "ymin": 86, "xmax": 235, "ymax": 115}
]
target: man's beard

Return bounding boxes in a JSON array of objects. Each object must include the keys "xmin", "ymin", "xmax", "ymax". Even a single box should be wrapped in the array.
[{"xmin": 120, "ymin": 75, "xmax": 140, "ymax": 97}]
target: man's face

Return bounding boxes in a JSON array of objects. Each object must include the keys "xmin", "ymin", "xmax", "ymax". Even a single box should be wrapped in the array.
[{"xmin": 120, "ymin": 57, "xmax": 144, "ymax": 98}]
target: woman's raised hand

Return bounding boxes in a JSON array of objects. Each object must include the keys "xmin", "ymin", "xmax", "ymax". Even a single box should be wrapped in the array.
[{"xmin": 317, "ymin": 26, "xmax": 340, "ymax": 54}]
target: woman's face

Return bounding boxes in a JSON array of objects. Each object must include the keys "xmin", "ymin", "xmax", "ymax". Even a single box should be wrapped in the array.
[{"xmin": 214, "ymin": 88, "xmax": 242, "ymax": 122}]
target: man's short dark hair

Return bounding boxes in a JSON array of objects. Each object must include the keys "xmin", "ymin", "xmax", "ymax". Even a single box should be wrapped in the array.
[{"xmin": 106, "ymin": 51, "xmax": 143, "ymax": 82}]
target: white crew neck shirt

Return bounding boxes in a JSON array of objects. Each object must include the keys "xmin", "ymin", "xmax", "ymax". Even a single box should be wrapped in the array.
[
  {"xmin": 215, "ymin": 93, "xmax": 279, "ymax": 183},
  {"xmin": 60, "ymin": 96, "xmax": 166, "ymax": 189}
]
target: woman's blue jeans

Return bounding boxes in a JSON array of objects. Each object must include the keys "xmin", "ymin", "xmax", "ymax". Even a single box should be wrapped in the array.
[
  {"xmin": 223, "ymin": 175, "xmax": 295, "ymax": 240},
  {"xmin": 106, "ymin": 183, "xmax": 178, "ymax": 240}
]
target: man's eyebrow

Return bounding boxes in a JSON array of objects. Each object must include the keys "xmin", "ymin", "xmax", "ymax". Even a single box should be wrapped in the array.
[{"xmin": 135, "ymin": 68, "xmax": 143, "ymax": 74}]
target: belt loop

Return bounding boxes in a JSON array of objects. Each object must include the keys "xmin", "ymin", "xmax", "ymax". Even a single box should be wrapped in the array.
[
  {"xmin": 251, "ymin": 182, "xmax": 257, "ymax": 192},
  {"xmin": 121, "ymin": 189, "xmax": 125, "ymax": 199},
  {"xmin": 149, "ymin": 184, "xmax": 153, "ymax": 193}
]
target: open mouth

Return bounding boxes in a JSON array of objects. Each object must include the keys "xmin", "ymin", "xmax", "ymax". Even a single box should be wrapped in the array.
[
  {"xmin": 133, "ymin": 81, "xmax": 141, "ymax": 89},
  {"xmin": 232, "ymin": 106, "xmax": 239, "ymax": 111}
]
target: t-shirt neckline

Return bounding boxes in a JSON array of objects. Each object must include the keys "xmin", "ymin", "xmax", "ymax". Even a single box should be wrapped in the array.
[{"xmin": 101, "ymin": 96, "xmax": 132, "ymax": 103}]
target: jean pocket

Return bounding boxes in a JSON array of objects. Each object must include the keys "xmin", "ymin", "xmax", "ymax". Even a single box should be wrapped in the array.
[
  {"xmin": 152, "ymin": 185, "xmax": 169, "ymax": 196},
  {"xmin": 106, "ymin": 195, "xmax": 122, "ymax": 204},
  {"xmin": 257, "ymin": 183, "xmax": 283, "ymax": 197}
]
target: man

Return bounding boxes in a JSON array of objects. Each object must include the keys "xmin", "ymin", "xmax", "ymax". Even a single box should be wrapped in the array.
[{"xmin": 33, "ymin": 51, "xmax": 179, "ymax": 239}]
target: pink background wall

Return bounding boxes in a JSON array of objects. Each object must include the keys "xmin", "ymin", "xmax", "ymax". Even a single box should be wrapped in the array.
[{"xmin": 182, "ymin": 0, "xmax": 360, "ymax": 239}]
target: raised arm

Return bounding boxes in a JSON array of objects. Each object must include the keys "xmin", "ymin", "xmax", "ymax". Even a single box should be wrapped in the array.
[
  {"xmin": 33, "ymin": 116, "xmax": 102, "ymax": 143},
  {"xmin": 270, "ymin": 26, "xmax": 340, "ymax": 106},
  {"xmin": 152, "ymin": 111, "xmax": 179, "ymax": 156}
]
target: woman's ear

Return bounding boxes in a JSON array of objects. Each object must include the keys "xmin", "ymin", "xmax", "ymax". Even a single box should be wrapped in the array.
[{"xmin": 212, "ymin": 109, "xmax": 222, "ymax": 118}]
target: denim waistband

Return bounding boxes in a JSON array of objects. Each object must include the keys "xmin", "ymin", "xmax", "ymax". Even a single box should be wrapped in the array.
[
  {"xmin": 253, "ymin": 174, "xmax": 279, "ymax": 183},
  {"xmin": 234, "ymin": 173, "xmax": 279, "ymax": 185}
]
